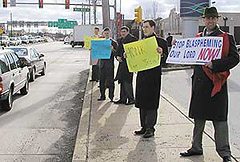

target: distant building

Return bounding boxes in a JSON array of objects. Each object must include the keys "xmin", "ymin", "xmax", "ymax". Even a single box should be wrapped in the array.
[{"xmin": 156, "ymin": 8, "xmax": 240, "ymax": 44}]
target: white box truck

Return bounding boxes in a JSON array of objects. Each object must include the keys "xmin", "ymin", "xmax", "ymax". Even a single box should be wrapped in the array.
[{"xmin": 70, "ymin": 24, "xmax": 102, "ymax": 48}]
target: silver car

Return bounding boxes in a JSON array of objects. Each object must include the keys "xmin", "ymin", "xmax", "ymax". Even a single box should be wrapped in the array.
[
  {"xmin": 0, "ymin": 49, "xmax": 29, "ymax": 110},
  {"xmin": 0, "ymin": 36, "xmax": 10, "ymax": 47}
]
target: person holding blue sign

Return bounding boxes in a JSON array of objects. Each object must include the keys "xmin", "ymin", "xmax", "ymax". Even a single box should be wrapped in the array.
[
  {"xmin": 180, "ymin": 7, "xmax": 239, "ymax": 162},
  {"xmin": 97, "ymin": 27, "xmax": 118, "ymax": 102},
  {"xmin": 90, "ymin": 26, "xmax": 101, "ymax": 82}
]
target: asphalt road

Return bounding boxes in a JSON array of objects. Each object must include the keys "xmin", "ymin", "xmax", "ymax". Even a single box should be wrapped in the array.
[{"xmin": 0, "ymin": 42, "xmax": 89, "ymax": 162}]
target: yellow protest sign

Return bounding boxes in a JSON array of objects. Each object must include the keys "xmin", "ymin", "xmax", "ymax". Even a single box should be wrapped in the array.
[
  {"xmin": 123, "ymin": 36, "xmax": 160, "ymax": 72},
  {"xmin": 84, "ymin": 36, "xmax": 92, "ymax": 49},
  {"xmin": 84, "ymin": 36, "xmax": 104, "ymax": 49}
]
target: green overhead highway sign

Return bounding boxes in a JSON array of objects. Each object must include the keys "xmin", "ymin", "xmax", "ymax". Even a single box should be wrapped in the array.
[
  {"xmin": 48, "ymin": 19, "xmax": 78, "ymax": 29},
  {"xmin": 73, "ymin": 8, "xmax": 90, "ymax": 12}
]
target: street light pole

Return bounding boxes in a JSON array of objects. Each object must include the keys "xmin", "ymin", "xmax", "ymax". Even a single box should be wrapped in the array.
[
  {"xmin": 223, "ymin": 16, "xmax": 228, "ymax": 27},
  {"xmin": 93, "ymin": 0, "xmax": 97, "ymax": 24},
  {"xmin": 102, "ymin": 0, "xmax": 110, "ymax": 28},
  {"xmin": 10, "ymin": 12, "xmax": 13, "ymax": 37}
]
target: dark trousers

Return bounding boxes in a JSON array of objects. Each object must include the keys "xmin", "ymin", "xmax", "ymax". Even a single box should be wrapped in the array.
[
  {"xmin": 191, "ymin": 119, "xmax": 231, "ymax": 158},
  {"xmin": 139, "ymin": 108, "xmax": 158, "ymax": 131},
  {"xmin": 119, "ymin": 81, "xmax": 134, "ymax": 102},
  {"xmin": 99, "ymin": 70, "xmax": 114, "ymax": 100},
  {"xmin": 92, "ymin": 65, "xmax": 99, "ymax": 81}
]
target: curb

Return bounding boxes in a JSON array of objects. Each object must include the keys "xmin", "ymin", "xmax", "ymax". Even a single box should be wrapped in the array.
[{"xmin": 162, "ymin": 66, "xmax": 192, "ymax": 72}]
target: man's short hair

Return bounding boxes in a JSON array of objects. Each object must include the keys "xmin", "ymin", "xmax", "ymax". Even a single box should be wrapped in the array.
[
  {"xmin": 143, "ymin": 19, "xmax": 156, "ymax": 27},
  {"xmin": 94, "ymin": 26, "xmax": 100, "ymax": 30},
  {"xmin": 121, "ymin": 26, "xmax": 129, "ymax": 32},
  {"xmin": 103, "ymin": 27, "xmax": 111, "ymax": 32}
]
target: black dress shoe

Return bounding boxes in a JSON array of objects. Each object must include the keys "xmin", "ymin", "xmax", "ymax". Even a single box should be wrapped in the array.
[
  {"xmin": 125, "ymin": 100, "xmax": 135, "ymax": 105},
  {"xmin": 223, "ymin": 156, "xmax": 232, "ymax": 162},
  {"xmin": 134, "ymin": 128, "xmax": 146, "ymax": 135},
  {"xmin": 180, "ymin": 150, "xmax": 203, "ymax": 157},
  {"xmin": 143, "ymin": 129, "xmax": 154, "ymax": 138},
  {"xmin": 97, "ymin": 97, "xmax": 106, "ymax": 101},
  {"xmin": 114, "ymin": 100, "xmax": 126, "ymax": 104}
]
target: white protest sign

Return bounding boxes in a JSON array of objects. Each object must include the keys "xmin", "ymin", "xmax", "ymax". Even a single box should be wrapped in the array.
[{"xmin": 166, "ymin": 37, "xmax": 223, "ymax": 65}]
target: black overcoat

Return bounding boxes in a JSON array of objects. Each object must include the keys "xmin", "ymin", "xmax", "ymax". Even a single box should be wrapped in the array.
[
  {"xmin": 135, "ymin": 34, "xmax": 168, "ymax": 110},
  {"xmin": 115, "ymin": 34, "xmax": 137, "ymax": 83},
  {"xmin": 189, "ymin": 27, "xmax": 239, "ymax": 121},
  {"xmin": 99, "ymin": 39, "xmax": 118, "ymax": 80}
]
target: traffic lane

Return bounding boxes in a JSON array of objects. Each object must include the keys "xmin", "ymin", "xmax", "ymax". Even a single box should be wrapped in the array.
[
  {"xmin": 228, "ymin": 64, "xmax": 240, "ymax": 151},
  {"xmin": 0, "ymin": 44, "xmax": 90, "ymax": 161}
]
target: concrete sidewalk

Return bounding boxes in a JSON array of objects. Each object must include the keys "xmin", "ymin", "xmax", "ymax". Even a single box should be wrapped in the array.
[{"xmin": 72, "ymin": 70, "xmax": 239, "ymax": 162}]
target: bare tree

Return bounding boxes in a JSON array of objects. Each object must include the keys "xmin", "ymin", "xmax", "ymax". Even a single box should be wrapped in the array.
[{"xmin": 152, "ymin": 0, "xmax": 158, "ymax": 19}]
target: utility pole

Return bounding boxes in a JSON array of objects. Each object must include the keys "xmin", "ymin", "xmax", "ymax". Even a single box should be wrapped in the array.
[
  {"xmin": 102, "ymin": 0, "xmax": 110, "ymax": 28},
  {"xmin": 89, "ymin": 0, "xmax": 91, "ymax": 24},
  {"xmin": 10, "ymin": 12, "xmax": 13, "ymax": 37},
  {"xmin": 93, "ymin": 0, "xmax": 97, "ymax": 24},
  {"xmin": 113, "ymin": 0, "xmax": 117, "ymax": 39},
  {"xmin": 84, "ymin": 5, "xmax": 86, "ymax": 24}
]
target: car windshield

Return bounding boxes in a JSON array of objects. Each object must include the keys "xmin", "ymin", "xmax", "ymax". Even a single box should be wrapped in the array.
[{"xmin": 8, "ymin": 48, "xmax": 28, "ymax": 56}]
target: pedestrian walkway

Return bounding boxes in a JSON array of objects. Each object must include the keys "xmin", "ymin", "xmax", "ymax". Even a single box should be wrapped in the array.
[{"xmin": 72, "ymin": 70, "xmax": 240, "ymax": 162}]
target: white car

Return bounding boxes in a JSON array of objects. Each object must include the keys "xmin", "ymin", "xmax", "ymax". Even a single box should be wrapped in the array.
[
  {"xmin": 0, "ymin": 49, "xmax": 29, "ymax": 110},
  {"xmin": 64, "ymin": 36, "xmax": 70, "ymax": 44},
  {"xmin": 237, "ymin": 45, "xmax": 240, "ymax": 54},
  {"xmin": 9, "ymin": 37, "xmax": 18, "ymax": 46},
  {"xmin": 0, "ymin": 36, "xmax": 10, "ymax": 47}
]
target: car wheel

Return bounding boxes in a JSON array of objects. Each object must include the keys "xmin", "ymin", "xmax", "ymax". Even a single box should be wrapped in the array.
[
  {"xmin": 20, "ymin": 79, "xmax": 29, "ymax": 95},
  {"xmin": 40, "ymin": 64, "xmax": 46, "ymax": 76},
  {"xmin": 2, "ymin": 88, "xmax": 13, "ymax": 111},
  {"xmin": 30, "ymin": 68, "xmax": 36, "ymax": 82}
]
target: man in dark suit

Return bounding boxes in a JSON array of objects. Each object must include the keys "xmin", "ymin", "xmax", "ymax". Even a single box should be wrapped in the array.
[
  {"xmin": 134, "ymin": 19, "xmax": 168, "ymax": 138},
  {"xmin": 180, "ymin": 7, "xmax": 239, "ymax": 162},
  {"xmin": 114, "ymin": 26, "xmax": 137, "ymax": 105},
  {"xmin": 98, "ymin": 27, "xmax": 118, "ymax": 102}
]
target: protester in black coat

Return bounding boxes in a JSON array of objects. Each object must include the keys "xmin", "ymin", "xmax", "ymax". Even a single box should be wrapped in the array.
[
  {"xmin": 114, "ymin": 26, "xmax": 137, "ymax": 105},
  {"xmin": 98, "ymin": 27, "xmax": 118, "ymax": 102},
  {"xmin": 180, "ymin": 7, "xmax": 239, "ymax": 162},
  {"xmin": 134, "ymin": 19, "xmax": 168, "ymax": 138}
]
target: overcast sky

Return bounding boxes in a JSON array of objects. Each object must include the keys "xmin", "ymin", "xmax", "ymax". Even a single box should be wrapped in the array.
[{"xmin": 0, "ymin": 0, "xmax": 240, "ymax": 23}]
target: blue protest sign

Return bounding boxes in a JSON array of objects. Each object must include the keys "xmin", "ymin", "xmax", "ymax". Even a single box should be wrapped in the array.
[{"xmin": 91, "ymin": 39, "xmax": 112, "ymax": 59}]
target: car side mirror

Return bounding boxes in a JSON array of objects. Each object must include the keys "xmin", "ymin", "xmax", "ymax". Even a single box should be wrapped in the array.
[
  {"xmin": 19, "ymin": 57, "xmax": 30, "ymax": 68},
  {"xmin": 39, "ymin": 54, "xmax": 44, "ymax": 58}
]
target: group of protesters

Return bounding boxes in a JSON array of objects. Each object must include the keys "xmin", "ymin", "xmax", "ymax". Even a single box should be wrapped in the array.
[{"xmin": 88, "ymin": 6, "xmax": 239, "ymax": 162}]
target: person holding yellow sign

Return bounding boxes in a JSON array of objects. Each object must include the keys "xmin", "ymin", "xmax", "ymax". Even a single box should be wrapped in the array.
[{"xmin": 134, "ymin": 19, "xmax": 168, "ymax": 138}]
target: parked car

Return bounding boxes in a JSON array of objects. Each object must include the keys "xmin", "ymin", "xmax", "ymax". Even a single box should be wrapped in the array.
[
  {"xmin": 9, "ymin": 37, "xmax": 18, "ymax": 46},
  {"xmin": 6, "ymin": 47, "xmax": 46, "ymax": 82},
  {"xmin": 64, "ymin": 36, "xmax": 70, "ymax": 44},
  {"xmin": 237, "ymin": 45, "xmax": 240, "ymax": 54},
  {"xmin": 0, "ymin": 36, "xmax": 10, "ymax": 47},
  {"xmin": 0, "ymin": 49, "xmax": 29, "ymax": 110},
  {"xmin": 20, "ymin": 36, "xmax": 29, "ymax": 44}
]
